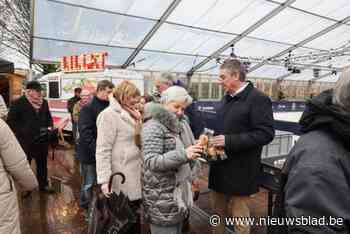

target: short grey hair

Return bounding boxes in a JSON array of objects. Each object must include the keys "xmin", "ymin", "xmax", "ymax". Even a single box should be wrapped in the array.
[
  {"xmin": 156, "ymin": 72, "xmax": 176, "ymax": 85},
  {"xmin": 220, "ymin": 59, "xmax": 246, "ymax": 81},
  {"xmin": 160, "ymin": 86, "xmax": 193, "ymax": 105},
  {"xmin": 333, "ymin": 66, "xmax": 350, "ymax": 112}
]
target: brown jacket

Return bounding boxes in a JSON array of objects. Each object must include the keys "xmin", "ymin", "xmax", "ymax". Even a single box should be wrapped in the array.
[{"xmin": 0, "ymin": 119, "xmax": 38, "ymax": 234}]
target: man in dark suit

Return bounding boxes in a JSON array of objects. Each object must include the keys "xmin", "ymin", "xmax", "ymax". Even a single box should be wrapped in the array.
[
  {"xmin": 7, "ymin": 81, "xmax": 56, "ymax": 192},
  {"xmin": 210, "ymin": 59, "xmax": 275, "ymax": 234}
]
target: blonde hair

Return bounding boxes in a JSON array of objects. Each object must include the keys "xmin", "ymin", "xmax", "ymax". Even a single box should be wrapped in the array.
[{"xmin": 113, "ymin": 80, "xmax": 140, "ymax": 105}]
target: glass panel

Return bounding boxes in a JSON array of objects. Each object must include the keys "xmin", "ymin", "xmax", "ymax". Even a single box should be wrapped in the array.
[
  {"xmin": 287, "ymin": 68, "xmax": 330, "ymax": 81},
  {"xmin": 304, "ymin": 25, "xmax": 350, "ymax": 50},
  {"xmin": 32, "ymin": 38, "xmax": 134, "ymax": 65},
  {"xmin": 267, "ymin": 144, "xmax": 280, "ymax": 157},
  {"xmin": 49, "ymin": 81, "xmax": 60, "ymax": 98},
  {"xmin": 132, "ymin": 50, "xmax": 204, "ymax": 72},
  {"xmin": 171, "ymin": 56, "xmax": 207, "ymax": 73},
  {"xmin": 200, "ymin": 82, "xmax": 210, "ymax": 99},
  {"xmin": 221, "ymin": 37, "xmax": 290, "ymax": 58},
  {"xmin": 250, "ymin": 8, "xmax": 334, "ymax": 44},
  {"xmin": 292, "ymin": 0, "xmax": 350, "ymax": 20},
  {"xmin": 35, "ymin": 0, "xmax": 155, "ymax": 47},
  {"xmin": 35, "ymin": 0, "xmax": 77, "ymax": 40},
  {"xmin": 261, "ymin": 145, "xmax": 268, "ymax": 158},
  {"xmin": 168, "ymin": 0, "xmax": 276, "ymax": 34},
  {"xmin": 58, "ymin": 0, "xmax": 173, "ymax": 19},
  {"xmin": 280, "ymin": 136, "xmax": 290, "ymax": 155},
  {"xmin": 248, "ymin": 65, "xmax": 289, "ymax": 79},
  {"xmin": 190, "ymin": 82, "xmax": 200, "ymax": 100},
  {"xmin": 145, "ymin": 23, "xmax": 234, "ymax": 56},
  {"xmin": 316, "ymin": 55, "xmax": 350, "ymax": 68},
  {"xmin": 196, "ymin": 59, "xmax": 220, "ymax": 75},
  {"xmin": 211, "ymin": 82, "xmax": 220, "ymax": 99},
  {"xmin": 317, "ymin": 74, "xmax": 340, "ymax": 82}
]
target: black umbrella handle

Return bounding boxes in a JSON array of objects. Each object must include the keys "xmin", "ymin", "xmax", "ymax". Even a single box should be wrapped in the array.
[{"xmin": 108, "ymin": 172, "xmax": 126, "ymax": 192}]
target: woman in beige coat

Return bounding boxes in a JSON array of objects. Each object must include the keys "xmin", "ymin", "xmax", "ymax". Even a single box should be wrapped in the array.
[
  {"xmin": 96, "ymin": 80, "xmax": 142, "ymax": 233},
  {"xmin": 0, "ymin": 119, "xmax": 38, "ymax": 234}
]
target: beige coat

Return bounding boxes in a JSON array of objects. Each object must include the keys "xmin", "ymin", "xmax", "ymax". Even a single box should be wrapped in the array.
[
  {"xmin": 0, "ymin": 119, "xmax": 38, "ymax": 234},
  {"xmin": 96, "ymin": 99, "xmax": 142, "ymax": 201},
  {"xmin": 0, "ymin": 94, "xmax": 7, "ymax": 120}
]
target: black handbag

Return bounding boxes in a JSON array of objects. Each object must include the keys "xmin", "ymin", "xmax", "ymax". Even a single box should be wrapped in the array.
[
  {"xmin": 88, "ymin": 172, "xmax": 137, "ymax": 234},
  {"xmin": 33, "ymin": 127, "xmax": 59, "ymax": 145}
]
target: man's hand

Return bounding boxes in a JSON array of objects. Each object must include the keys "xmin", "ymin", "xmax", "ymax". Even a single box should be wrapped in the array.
[{"xmin": 213, "ymin": 135, "xmax": 225, "ymax": 147}]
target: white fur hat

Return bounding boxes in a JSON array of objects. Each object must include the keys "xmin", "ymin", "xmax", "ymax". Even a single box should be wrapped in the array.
[{"xmin": 160, "ymin": 86, "xmax": 193, "ymax": 105}]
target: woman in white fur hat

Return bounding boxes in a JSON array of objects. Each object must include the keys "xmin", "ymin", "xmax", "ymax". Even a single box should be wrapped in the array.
[{"xmin": 141, "ymin": 86, "xmax": 203, "ymax": 234}]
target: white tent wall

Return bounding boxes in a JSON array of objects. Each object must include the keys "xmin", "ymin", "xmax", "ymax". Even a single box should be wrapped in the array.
[
  {"xmin": 31, "ymin": 0, "xmax": 350, "ymax": 86},
  {"xmin": 136, "ymin": 69, "xmax": 336, "ymax": 101}
]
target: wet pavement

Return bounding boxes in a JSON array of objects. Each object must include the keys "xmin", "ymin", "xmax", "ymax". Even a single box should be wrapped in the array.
[{"xmin": 19, "ymin": 146, "xmax": 269, "ymax": 234}]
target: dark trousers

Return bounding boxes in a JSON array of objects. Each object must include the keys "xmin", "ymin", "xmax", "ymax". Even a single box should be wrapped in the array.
[
  {"xmin": 72, "ymin": 121, "xmax": 78, "ymax": 143},
  {"xmin": 129, "ymin": 200, "xmax": 142, "ymax": 234},
  {"xmin": 28, "ymin": 153, "xmax": 48, "ymax": 189},
  {"xmin": 80, "ymin": 163, "xmax": 97, "ymax": 210}
]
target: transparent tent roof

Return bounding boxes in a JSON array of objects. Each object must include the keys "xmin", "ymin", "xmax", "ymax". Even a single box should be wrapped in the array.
[{"xmin": 32, "ymin": 0, "xmax": 350, "ymax": 81}]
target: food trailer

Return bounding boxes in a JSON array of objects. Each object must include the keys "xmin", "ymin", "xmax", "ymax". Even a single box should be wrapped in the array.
[{"xmin": 38, "ymin": 52, "xmax": 144, "ymax": 131}]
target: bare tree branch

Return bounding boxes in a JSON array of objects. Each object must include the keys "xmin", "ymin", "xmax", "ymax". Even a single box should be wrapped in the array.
[{"xmin": 0, "ymin": 0, "xmax": 31, "ymax": 66}]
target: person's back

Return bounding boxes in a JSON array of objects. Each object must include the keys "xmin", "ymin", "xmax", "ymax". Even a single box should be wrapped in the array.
[
  {"xmin": 283, "ymin": 77, "xmax": 350, "ymax": 233},
  {"xmin": 0, "ymin": 94, "xmax": 7, "ymax": 120},
  {"xmin": 284, "ymin": 130, "xmax": 350, "ymax": 231},
  {"xmin": 0, "ymin": 119, "xmax": 38, "ymax": 234}
]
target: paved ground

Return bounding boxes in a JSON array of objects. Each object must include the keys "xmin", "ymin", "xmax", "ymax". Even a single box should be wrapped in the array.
[{"xmin": 19, "ymin": 146, "xmax": 270, "ymax": 234}]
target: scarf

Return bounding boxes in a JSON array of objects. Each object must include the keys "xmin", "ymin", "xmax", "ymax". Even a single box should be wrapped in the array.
[
  {"xmin": 122, "ymin": 104, "xmax": 143, "ymax": 149},
  {"xmin": 122, "ymin": 104, "xmax": 142, "ymax": 122},
  {"xmin": 25, "ymin": 91, "xmax": 43, "ymax": 111}
]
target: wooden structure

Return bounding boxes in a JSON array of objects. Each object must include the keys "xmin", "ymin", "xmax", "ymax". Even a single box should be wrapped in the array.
[{"xmin": 0, "ymin": 59, "xmax": 26, "ymax": 105}]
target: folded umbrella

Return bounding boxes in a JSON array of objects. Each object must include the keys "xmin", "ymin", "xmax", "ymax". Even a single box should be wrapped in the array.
[{"xmin": 88, "ymin": 172, "xmax": 137, "ymax": 234}]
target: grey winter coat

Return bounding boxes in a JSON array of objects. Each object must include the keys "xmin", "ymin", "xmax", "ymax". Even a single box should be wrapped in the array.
[
  {"xmin": 141, "ymin": 104, "xmax": 194, "ymax": 226},
  {"xmin": 179, "ymin": 117, "xmax": 201, "ymax": 180}
]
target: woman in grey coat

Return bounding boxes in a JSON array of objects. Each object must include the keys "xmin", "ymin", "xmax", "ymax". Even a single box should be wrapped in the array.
[{"xmin": 141, "ymin": 86, "xmax": 203, "ymax": 234}]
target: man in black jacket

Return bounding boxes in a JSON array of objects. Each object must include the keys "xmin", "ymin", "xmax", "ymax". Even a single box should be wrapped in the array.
[
  {"xmin": 67, "ymin": 87, "xmax": 81, "ymax": 143},
  {"xmin": 7, "ymin": 81, "xmax": 55, "ymax": 192},
  {"xmin": 76, "ymin": 80, "xmax": 114, "ymax": 218},
  {"xmin": 210, "ymin": 59, "xmax": 275, "ymax": 234}
]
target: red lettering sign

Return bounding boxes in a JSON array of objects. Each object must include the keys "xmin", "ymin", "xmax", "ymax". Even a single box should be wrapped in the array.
[{"xmin": 60, "ymin": 52, "xmax": 108, "ymax": 73}]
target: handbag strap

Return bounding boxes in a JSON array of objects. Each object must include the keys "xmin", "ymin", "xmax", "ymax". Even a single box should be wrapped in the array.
[{"xmin": 108, "ymin": 172, "xmax": 126, "ymax": 192}]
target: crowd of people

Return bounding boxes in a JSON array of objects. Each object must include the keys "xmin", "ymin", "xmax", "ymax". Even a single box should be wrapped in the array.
[{"xmin": 0, "ymin": 58, "xmax": 349, "ymax": 234}]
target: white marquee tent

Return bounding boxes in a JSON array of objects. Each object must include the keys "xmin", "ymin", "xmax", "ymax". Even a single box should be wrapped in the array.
[{"xmin": 31, "ymin": 0, "xmax": 350, "ymax": 82}]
